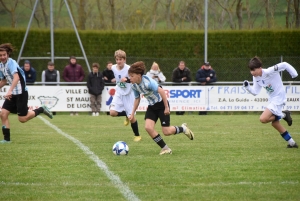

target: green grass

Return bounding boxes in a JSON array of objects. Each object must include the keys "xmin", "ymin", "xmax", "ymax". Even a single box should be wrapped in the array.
[{"xmin": 0, "ymin": 113, "xmax": 299, "ymax": 201}]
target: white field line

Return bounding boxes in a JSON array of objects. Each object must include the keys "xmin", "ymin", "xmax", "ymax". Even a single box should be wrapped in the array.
[{"xmin": 37, "ymin": 116, "xmax": 140, "ymax": 201}]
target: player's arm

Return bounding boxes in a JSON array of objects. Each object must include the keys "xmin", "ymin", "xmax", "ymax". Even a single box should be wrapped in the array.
[
  {"xmin": 265, "ymin": 62, "xmax": 298, "ymax": 78},
  {"xmin": 0, "ymin": 78, "xmax": 7, "ymax": 88},
  {"xmin": 158, "ymin": 87, "xmax": 170, "ymax": 115},
  {"xmin": 243, "ymin": 79, "xmax": 261, "ymax": 96},
  {"xmin": 129, "ymin": 89, "xmax": 141, "ymax": 121}
]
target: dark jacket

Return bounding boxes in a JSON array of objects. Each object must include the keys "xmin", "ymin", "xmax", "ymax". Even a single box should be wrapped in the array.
[
  {"xmin": 63, "ymin": 63, "xmax": 85, "ymax": 82},
  {"xmin": 102, "ymin": 68, "xmax": 115, "ymax": 83},
  {"xmin": 87, "ymin": 71, "xmax": 105, "ymax": 95},
  {"xmin": 172, "ymin": 67, "xmax": 192, "ymax": 82},
  {"xmin": 195, "ymin": 68, "xmax": 217, "ymax": 83},
  {"xmin": 21, "ymin": 66, "xmax": 36, "ymax": 84},
  {"xmin": 45, "ymin": 69, "xmax": 59, "ymax": 82}
]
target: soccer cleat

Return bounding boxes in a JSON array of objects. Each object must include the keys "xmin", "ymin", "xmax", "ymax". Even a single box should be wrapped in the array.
[
  {"xmin": 124, "ymin": 117, "xmax": 130, "ymax": 126},
  {"xmin": 0, "ymin": 140, "xmax": 11, "ymax": 144},
  {"xmin": 282, "ymin": 110, "xmax": 292, "ymax": 126},
  {"xmin": 133, "ymin": 136, "xmax": 142, "ymax": 142},
  {"xmin": 159, "ymin": 148, "xmax": 172, "ymax": 155},
  {"xmin": 42, "ymin": 105, "xmax": 53, "ymax": 119},
  {"xmin": 181, "ymin": 123, "xmax": 194, "ymax": 140},
  {"xmin": 287, "ymin": 143, "xmax": 298, "ymax": 148}
]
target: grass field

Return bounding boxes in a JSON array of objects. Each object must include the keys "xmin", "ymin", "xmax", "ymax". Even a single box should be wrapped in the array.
[{"xmin": 0, "ymin": 113, "xmax": 299, "ymax": 201}]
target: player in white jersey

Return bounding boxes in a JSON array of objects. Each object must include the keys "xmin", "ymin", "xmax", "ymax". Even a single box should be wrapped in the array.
[
  {"xmin": 128, "ymin": 61, "xmax": 194, "ymax": 155},
  {"xmin": 109, "ymin": 49, "xmax": 141, "ymax": 142},
  {"xmin": 243, "ymin": 56, "xmax": 298, "ymax": 148},
  {"xmin": 0, "ymin": 43, "xmax": 53, "ymax": 144}
]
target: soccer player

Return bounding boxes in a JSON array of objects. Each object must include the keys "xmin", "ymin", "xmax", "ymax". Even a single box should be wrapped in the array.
[
  {"xmin": 109, "ymin": 49, "xmax": 141, "ymax": 142},
  {"xmin": 0, "ymin": 43, "xmax": 53, "ymax": 143},
  {"xmin": 243, "ymin": 56, "xmax": 298, "ymax": 148},
  {"xmin": 128, "ymin": 61, "xmax": 194, "ymax": 155}
]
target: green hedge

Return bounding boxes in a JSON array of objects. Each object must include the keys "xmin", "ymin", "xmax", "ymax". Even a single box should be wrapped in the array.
[{"xmin": 0, "ymin": 28, "xmax": 299, "ymax": 81}]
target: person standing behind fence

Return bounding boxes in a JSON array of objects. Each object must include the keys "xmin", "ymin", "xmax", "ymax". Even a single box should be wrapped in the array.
[
  {"xmin": 146, "ymin": 62, "xmax": 166, "ymax": 83},
  {"xmin": 195, "ymin": 62, "xmax": 217, "ymax": 85},
  {"xmin": 21, "ymin": 60, "xmax": 36, "ymax": 85},
  {"xmin": 63, "ymin": 56, "xmax": 85, "ymax": 116},
  {"xmin": 172, "ymin": 61, "xmax": 192, "ymax": 115},
  {"xmin": 103, "ymin": 61, "xmax": 116, "ymax": 84},
  {"xmin": 87, "ymin": 63, "xmax": 105, "ymax": 116},
  {"xmin": 41, "ymin": 61, "xmax": 60, "ymax": 86}
]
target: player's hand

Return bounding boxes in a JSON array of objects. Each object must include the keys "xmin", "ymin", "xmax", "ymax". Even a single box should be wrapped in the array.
[
  {"xmin": 164, "ymin": 107, "xmax": 170, "ymax": 115},
  {"xmin": 243, "ymin": 80, "xmax": 249, "ymax": 87},
  {"xmin": 128, "ymin": 114, "xmax": 133, "ymax": 121}
]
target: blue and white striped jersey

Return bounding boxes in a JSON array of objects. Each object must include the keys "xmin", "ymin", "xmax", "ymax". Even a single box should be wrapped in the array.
[
  {"xmin": 131, "ymin": 75, "xmax": 162, "ymax": 105},
  {"xmin": 0, "ymin": 58, "xmax": 27, "ymax": 95}
]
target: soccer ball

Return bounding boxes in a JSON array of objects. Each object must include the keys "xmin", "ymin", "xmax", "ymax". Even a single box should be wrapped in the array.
[{"xmin": 112, "ymin": 141, "xmax": 129, "ymax": 155}]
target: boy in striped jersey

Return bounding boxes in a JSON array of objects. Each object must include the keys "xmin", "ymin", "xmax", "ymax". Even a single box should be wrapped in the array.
[
  {"xmin": 0, "ymin": 43, "xmax": 53, "ymax": 143},
  {"xmin": 128, "ymin": 61, "xmax": 194, "ymax": 155}
]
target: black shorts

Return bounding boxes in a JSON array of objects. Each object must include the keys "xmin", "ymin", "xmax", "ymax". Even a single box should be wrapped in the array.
[
  {"xmin": 2, "ymin": 91, "xmax": 29, "ymax": 116},
  {"xmin": 145, "ymin": 100, "xmax": 170, "ymax": 127}
]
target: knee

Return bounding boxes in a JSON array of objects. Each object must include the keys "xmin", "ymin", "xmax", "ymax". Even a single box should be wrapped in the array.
[
  {"xmin": 18, "ymin": 118, "xmax": 27, "ymax": 123},
  {"xmin": 144, "ymin": 125, "xmax": 153, "ymax": 133},
  {"xmin": 259, "ymin": 117, "xmax": 268, "ymax": 124},
  {"xmin": 109, "ymin": 111, "xmax": 117, "ymax": 117}
]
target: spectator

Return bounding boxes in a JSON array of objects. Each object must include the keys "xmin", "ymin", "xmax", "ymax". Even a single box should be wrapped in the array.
[
  {"xmin": 195, "ymin": 61, "xmax": 217, "ymax": 115},
  {"xmin": 172, "ymin": 61, "xmax": 192, "ymax": 115},
  {"xmin": 41, "ymin": 61, "xmax": 60, "ymax": 86},
  {"xmin": 196, "ymin": 62, "xmax": 217, "ymax": 85},
  {"xmin": 63, "ymin": 56, "xmax": 85, "ymax": 116},
  {"xmin": 87, "ymin": 63, "xmax": 105, "ymax": 116},
  {"xmin": 102, "ymin": 61, "xmax": 116, "ymax": 84},
  {"xmin": 21, "ymin": 60, "xmax": 36, "ymax": 84},
  {"xmin": 41, "ymin": 61, "xmax": 60, "ymax": 115},
  {"xmin": 146, "ymin": 62, "xmax": 166, "ymax": 83}
]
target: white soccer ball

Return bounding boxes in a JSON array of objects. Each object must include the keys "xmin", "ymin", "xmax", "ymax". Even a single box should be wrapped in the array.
[{"xmin": 112, "ymin": 141, "xmax": 129, "ymax": 155}]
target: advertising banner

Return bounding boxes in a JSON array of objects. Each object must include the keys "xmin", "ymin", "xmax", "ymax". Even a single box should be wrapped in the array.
[{"xmin": 0, "ymin": 85, "xmax": 299, "ymax": 112}]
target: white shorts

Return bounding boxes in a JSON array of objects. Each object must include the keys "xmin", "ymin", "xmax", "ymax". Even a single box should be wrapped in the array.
[
  {"xmin": 267, "ymin": 102, "xmax": 285, "ymax": 117},
  {"xmin": 110, "ymin": 91, "xmax": 135, "ymax": 116}
]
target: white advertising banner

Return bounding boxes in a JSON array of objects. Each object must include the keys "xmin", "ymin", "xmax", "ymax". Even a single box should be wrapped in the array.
[{"xmin": 0, "ymin": 85, "xmax": 299, "ymax": 112}]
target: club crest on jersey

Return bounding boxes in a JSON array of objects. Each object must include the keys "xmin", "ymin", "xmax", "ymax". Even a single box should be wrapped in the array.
[{"xmin": 264, "ymin": 84, "xmax": 274, "ymax": 93}]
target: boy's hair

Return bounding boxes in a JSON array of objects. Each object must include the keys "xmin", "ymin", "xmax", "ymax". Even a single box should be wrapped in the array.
[
  {"xmin": 114, "ymin": 49, "xmax": 126, "ymax": 59},
  {"xmin": 107, "ymin": 61, "xmax": 113, "ymax": 65},
  {"xmin": 0, "ymin": 43, "xmax": 15, "ymax": 56},
  {"xmin": 129, "ymin": 61, "xmax": 145, "ymax": 75},
  {"xmin": 92, "ymin": 62, "xmax": 100, "ymax": 68},
  {"xmin": 248, "ymin": 56, "xmax": 262, "ymax": 70}
]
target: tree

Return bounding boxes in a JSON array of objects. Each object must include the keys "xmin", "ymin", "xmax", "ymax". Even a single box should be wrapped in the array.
[{"xmin": 0, "ymin": 0, "xmax": 19, "ymax": 28}]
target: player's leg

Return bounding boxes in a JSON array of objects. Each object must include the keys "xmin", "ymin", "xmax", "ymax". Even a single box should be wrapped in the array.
[
  {"xmin": 17, "ymin": 91, "xmax": 52, "ymax": 123},
  {"xmin": 0, "ymin": 108, "xmax": 11, "ymax": 143},
  {"xmin": 123, "ymin": 93, "xmax": 141, "ymax": 141},
  {"xmin": 145, "ymin": 107, "xmax": 171, "ymax": 155},
  {"xmin": 109, "ymin": 93, "xmax": 126, "ymax": 117},
  {"xmin": 95, "ymin": 94, "xmax": 102, "ymax": 116},
  {"xmin": 266, "ymin": 103, "xmax": 297, "ymax": 148},
  {"xmin": 259, "ymin": 108, "xmax": 275, "ymax": 123}
]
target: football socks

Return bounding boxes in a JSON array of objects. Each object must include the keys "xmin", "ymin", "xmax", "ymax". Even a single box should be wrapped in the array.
[
  {"xmin": 2, "ymin": 127, "xmax": 10, "ymax": 141},
  {"xmin": 153, "ymin": 134, "xmax": 166, "ymax": 148},
  {"xmin": 131, "ymin": 121, "xmax": 140, "ymax": 136},
  {"xmin": 281, "ymin": 131, "xmax": 296, "ymax": 146}
]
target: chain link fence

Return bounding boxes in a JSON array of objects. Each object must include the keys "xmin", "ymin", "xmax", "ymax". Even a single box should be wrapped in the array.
[{"xmin": 19, "ymin": 56, "xmax": 300, "ymax": 82}]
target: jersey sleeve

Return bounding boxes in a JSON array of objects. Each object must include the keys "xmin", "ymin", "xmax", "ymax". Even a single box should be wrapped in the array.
[
  {"xmin": 8, "ymin": 59, "xmax": 19, "ymax": 75},
  {"xmin": 146, "ymin": 76, "xmax": 159, "ymax": 92},
  {"xmin": 264, "ymin": 62, "xmax": 298, "ymax": 78},
  {"xmin": 244, "ymin": 77, "xmax": 262, "ymax": 96}
]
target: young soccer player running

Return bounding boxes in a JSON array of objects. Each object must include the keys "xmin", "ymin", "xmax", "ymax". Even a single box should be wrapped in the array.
[
  {"xmin": 109, "ymin": 49, "xmax": 141, "ymax": 142},
  {"xmin": 243, "ymin": 56, "xmax": 298, "ymax": 148},
  {"xmin": 128, "ymin": 61, "xmax": 194, "ymax": 155},
  {"xmin": 0, "ymin": 43, "xmax": 53, "ymax": 143}
]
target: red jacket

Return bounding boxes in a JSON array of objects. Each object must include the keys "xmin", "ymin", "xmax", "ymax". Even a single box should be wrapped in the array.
[{"xmin": 63, "ymin": 63, "xmax": 85, "ymax": 82}]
